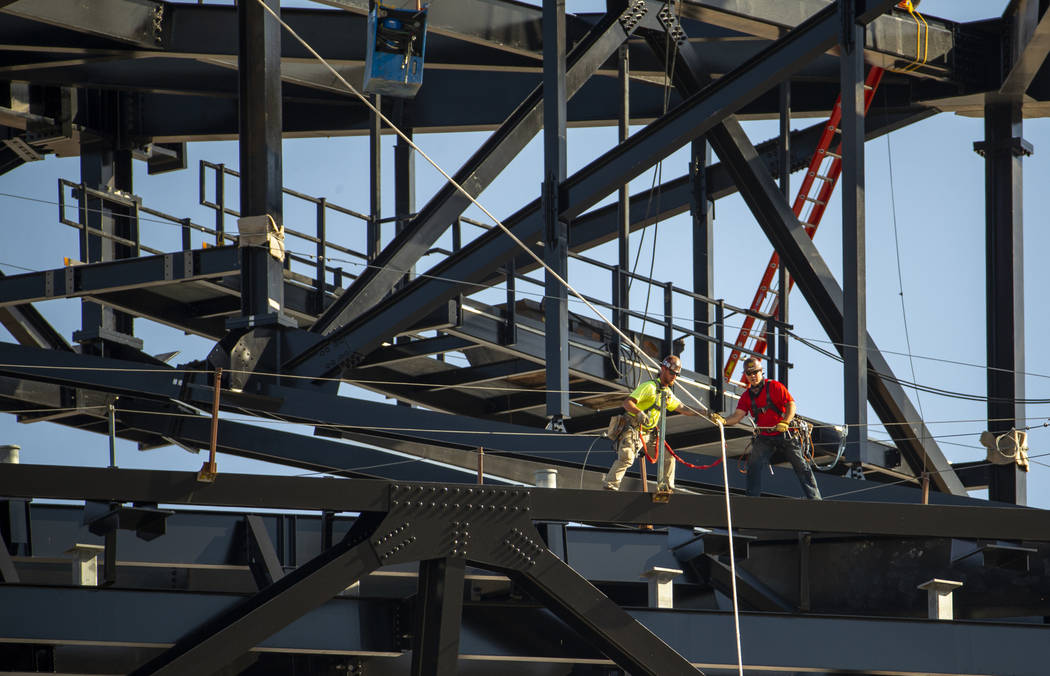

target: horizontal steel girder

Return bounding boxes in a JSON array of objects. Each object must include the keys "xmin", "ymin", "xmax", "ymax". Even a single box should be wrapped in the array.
[
  {"xmin": 1, "ymin": 464, "xmax": 1047, "ymax": 540},
  {"xmin": 116, "ymin": 399, "xmax": 512, "ymax": 485},
  {"xmin": 0, "ymin": 0, "xmax": 164, "ymax": 49},
  {"xmin": 0, "ymin": 343, "xmax": 977, "ymax": 500},
  {"xmin": 3, "ymin": 584, "xmax": 1050, "ymax": 674},
  {"xmin": 0, "ymin": 342, "xmax": 608, "ymax": 458},
  {"xmin": 679, "ymin": 0, "xmax": 955, "ymax": 80}
]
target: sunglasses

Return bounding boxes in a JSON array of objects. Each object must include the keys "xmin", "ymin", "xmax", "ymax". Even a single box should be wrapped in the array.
[{"xmin": 744, "ymin": 368, "xmax": 762, "ymax": 376}]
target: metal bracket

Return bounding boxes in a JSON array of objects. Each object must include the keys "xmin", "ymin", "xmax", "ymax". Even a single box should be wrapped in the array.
[{"xmin": 973, "ymin": 137, "xmax": 1034, "ymax": 158}]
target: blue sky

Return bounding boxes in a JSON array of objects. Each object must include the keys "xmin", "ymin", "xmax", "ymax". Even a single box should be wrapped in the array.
[{"xmin": 3, "ymin": 0, "xmax": 1048, "ymax": 505}]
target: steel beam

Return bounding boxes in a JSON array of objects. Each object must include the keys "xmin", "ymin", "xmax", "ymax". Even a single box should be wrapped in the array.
[
  {"xmin": 411, "ymin": 557, "xmax": 466, "ymax": 675},
  {"xmin": 284, "ymin": 2, "xmax": 877, "ymax": 380},
  {"xmin": 0, "ymin": 0, "xmax": 165, "ymax": 49},
  {"xmin": 76, "ymin": 122, "xmax": 140, "ymax": 355},
  {"xmin": 678, "ymin": 0, "xmax": 955, "ymax": 79},
  {"xmin": 562, "ymin": 106, "xmax": 936, "ymax": 258},
  {"xmin": 558, "ymin": 1, "xmax": 895, "ymax": 223},
  {"xmin": 1000, "ymin": 0, "xmax": 1050, "ymax": 97},
  {"xmin": 636, "ymin": 2, "xmax": 958, "ymax": 490},
  {"xmin": 310, "ymin": 5, "xmax": 639, "ymax": 335},
  {"xmin": 613, "ymin": 44, "xmax": 631, "ymax": 376},
  {"xmin": 128, "ymin": 512, "xmax": 388, "ymax": 675},
  {"xmin": 506, "ymin": 547, "xmax": 698, "ymax": 676},
  {"xmin": 980, "ymin": 101, "xmax": 1028, "ymax": 505},
  {"xmin": 840, "ymin": 0, "xmax": 868, "ymax": 464},
  {"xmin": 0, "ymin": 249, "xmax": 240, "ymax": 307},
  {"xmin": 355, "ymin": 335, "xmax": 475, "ymax": 367},
  {"xmin": 709, "ymin": 120, "xmax": 962, "ymax": 493},
  {"xmin": 116, "ymin": 397, "xmax": 508, "ymax": 485},
  {"xmin": 690, "ymin": 138, "xmax": 714, "ymax": 380},
  {"xmin": 542, "ymin": 0, "xmax": 570, "ymax": 422},
  {"xmin": 2, "ymin": 583, "xmax": 1049, "ymax": 674},
  {"xmin": 244, "ymin": 514, "xmax": 285, "ymax": 589},
  {"xmin": 0, "ymin": 465, "xmax": 1044, "ymax": 539},
  {"xmin": 237, "ymin": 0, "xmax": 286, "ymax": 321},
  {"xmin": 0, "ymin": 271, "xmax": 72, "ymax": 352},
  {"xmin": 0, "ymin": 528, "xmax": 18, "ymax": 583}
]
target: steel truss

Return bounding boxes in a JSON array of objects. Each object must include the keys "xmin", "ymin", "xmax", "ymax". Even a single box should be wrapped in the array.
[{"xmin": 1, "ymin": 0, "xmax": 1048, "ymax": 674}]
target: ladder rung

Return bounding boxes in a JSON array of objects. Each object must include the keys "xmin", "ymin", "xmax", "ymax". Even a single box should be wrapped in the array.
[
  {"xmin": 815, "ymin": 173, "xmax": 834, "ymax": 181},
  {"xmin": 803, "ymin": 196, "xmax": 826, "ymax": 205},
  {"xmin": 863, "ymin": 84, "xmax": 874, "ymax": 90},
  {"xmin": 824, "ymin": 150, "xmax": 842, "ymax": 159}
]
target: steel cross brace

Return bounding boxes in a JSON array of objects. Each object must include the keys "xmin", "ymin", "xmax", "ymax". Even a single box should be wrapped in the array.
[
  {"xmin": 311, "ymin": 0, "xmax": 648, "ymax": 336},
  {"xmin": 642, "ymin": 3, "xmax": 963, "ymax": 494},
  {"xmin": 283, "ymin": 0, "xmax": 897, "ymax": 380},
  {"xmin": 131, "ymin": 484, "xmax": 699, "ymax": 675}
]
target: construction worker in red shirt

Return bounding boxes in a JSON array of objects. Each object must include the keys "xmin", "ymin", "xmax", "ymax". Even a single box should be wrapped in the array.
[{"xmin": 711, "ymin": 357, "xmax": 822, "ymax": 499}]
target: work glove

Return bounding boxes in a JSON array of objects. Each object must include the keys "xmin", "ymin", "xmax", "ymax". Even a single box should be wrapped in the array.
[
  {"xmin": 636, "ymin": 411, "xmax": 651, "ymax": 427},
  {"xmin": 710, "ymin": 413, "xmax": 726, "ymax": 426},
  {"xmin": 774, "ymin": 421, "xmax": 790, "ymax": 433}
]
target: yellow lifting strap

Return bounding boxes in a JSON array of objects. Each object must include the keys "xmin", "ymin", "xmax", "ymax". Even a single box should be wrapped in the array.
[{"xmin": 897, "ymin": 1, "xmax": 929, "ymax": 74}]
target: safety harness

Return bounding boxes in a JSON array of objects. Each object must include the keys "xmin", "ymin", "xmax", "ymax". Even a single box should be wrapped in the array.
[
  {"xmin": 748, "ymin": 380, "xmax": 788, "ymax": 420},
  {"xmin": 743, "ymin": 380, "xmax": 815, "ymax": 465}
]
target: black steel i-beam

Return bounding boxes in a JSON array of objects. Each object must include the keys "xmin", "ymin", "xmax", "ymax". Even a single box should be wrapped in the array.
[
  {"xmin": 237, "ymin": 0, "xmax": 285, "ymax": 320},
  {"xmin": 75, "ymin": 120, "xmax": 141, "ymax": 355},
  {"xmin": 777, "ymin": 80, "xmax": 790, "ymax": 386},
  {"xmin": 690, "ymin": 138, "xmax": 714, "ymax": 380},
  {"xmin": 129, "ymin": 512, "xmax": 388, "ymax": 676},
  {"xmin": 411, "ymin": 557, "xmax": 466, "ymax": 676},
  {"xmin": 979, "ymin": 101, "xmax": 1029, "ymax": 505},
  {"xmin": 614, "ymin": 43, "xmax": 631, "ymax": 375},
  {"xmin": 543, "ymin": 0, "xmax": 569, "ymax": 421},
  {"xmin": 840, "ymin": 0, "xmax": 868, "ymax": 465}
]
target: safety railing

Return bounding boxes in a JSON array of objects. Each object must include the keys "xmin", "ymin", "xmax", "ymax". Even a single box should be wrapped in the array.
[
  {"xmin": 58, "ymin": 178, "xmax": 217, "ymax": 259},
  {"xmin": 58, "ymin": 167, "xmax": 789, "ymax": 399},
  {"xmin": 452, "ymin": 216, "xmax": 790, "ymax": 402},
  {"xmin": 199, "ymin": 160, "xmax": 372, "ymax": 311}
]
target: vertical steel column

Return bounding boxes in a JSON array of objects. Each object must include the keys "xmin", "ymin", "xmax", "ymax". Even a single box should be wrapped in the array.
[
  {"xmin": 410, "ymin": 557, "xmax": 465, "ymax": 676},
  {"xmin": 979, "ymin": 101, "xmax": 1029, "ymax": 505},
  {"xmin": 394, "ymin": 99, "xmax": 416, "ymax": 290},
  {"xmin": 76, "ymin": 94, "xmax": 141, "ymax": 356},
  {"xmin": 777, "ymin": 81, "xmax": 791, "ymax": 387},
  {"xmin": 840, "ymin": 0, "xmax": 867, "ymax": 464},
  {"xmin": 613, "ymin": 44, "xmax": 631, "ymax": 378},
  {"xmin": 237, "ymin": 0, "xmax": 286, "ymax": 320},
  {"xmin": 690, "ymin": 138, "xmax": 713, "ymax": 381},
  {"xmin": 394, "ymin": 100, "xmax": 416, "ymax": 407},
  {"xmin": 369, "ymin": 94, "xmax": 383, "ymax": 262},
  {"xmin": 543, "ymin": 0, "xmax": 569, "ymax": 424}
]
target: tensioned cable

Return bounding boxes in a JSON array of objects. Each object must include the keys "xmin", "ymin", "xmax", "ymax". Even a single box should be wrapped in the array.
[
  {"xmin": 716, "ymin": 419, "xmax": 744, "ymax": 676},
  {"xmin": 885, "ymin": 121, "xmax": 928, "ymax": 481}
]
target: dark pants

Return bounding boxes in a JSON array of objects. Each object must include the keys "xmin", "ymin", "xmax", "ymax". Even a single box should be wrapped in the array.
[{"xmin": 747, "ymin": 432, "xmax": 822, "ymax": 500}]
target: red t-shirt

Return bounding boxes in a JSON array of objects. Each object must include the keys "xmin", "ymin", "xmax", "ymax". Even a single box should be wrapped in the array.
[{"xmin": 736, "ymin": 380, "xmax": 793, "ymax": 435}]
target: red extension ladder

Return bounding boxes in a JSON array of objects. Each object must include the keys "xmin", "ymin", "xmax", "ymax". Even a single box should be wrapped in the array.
[{"xmin": 723, "ymin": 66, "xmax": 885, "ymax": 382}]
